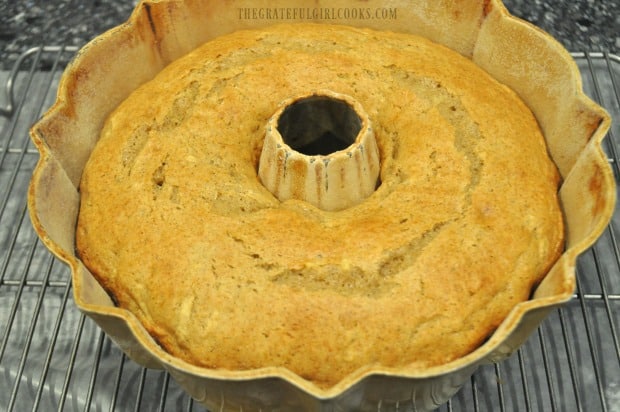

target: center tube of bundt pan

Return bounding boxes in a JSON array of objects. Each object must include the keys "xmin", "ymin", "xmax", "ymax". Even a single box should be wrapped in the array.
[{"xmin": 258, "ymin": 90, "xmax": 380, "ymax": 211}]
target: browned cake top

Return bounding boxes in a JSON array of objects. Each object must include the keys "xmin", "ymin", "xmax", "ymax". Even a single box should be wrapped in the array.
[{"xmin": 76, "ymin": 23, "xmax": 564, "ymax": 389}]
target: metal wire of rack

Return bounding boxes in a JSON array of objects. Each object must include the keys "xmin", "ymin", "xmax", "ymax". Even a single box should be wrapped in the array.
[{"xmin": 0, "ymin": 46, "xmax": 618, "ymax": 412}]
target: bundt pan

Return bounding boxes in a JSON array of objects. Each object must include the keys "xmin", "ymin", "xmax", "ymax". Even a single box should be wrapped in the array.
[{"xmin": 28, "ymin": 0, "xmax": 614, "ymax": 410}]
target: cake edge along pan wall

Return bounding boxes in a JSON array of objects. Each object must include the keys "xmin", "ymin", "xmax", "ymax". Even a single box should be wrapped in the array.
[{"xmin": 26, "ymin": 0, "xmax": 615, "ymax": 410}]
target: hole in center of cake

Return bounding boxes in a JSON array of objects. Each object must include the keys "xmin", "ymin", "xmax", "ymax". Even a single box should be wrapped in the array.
[
  {"xmin": 277, "ymin": 96, "xmax": 362, "ymax": 156},
  {"xmin": 259, "ymin": 91, "xmax": 380, "ymax": 211}
]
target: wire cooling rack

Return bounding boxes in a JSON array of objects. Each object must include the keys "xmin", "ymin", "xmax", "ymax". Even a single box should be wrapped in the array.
[{"xmin": 0, "ymin": 46, "xmax": 619, "ymax": 412}]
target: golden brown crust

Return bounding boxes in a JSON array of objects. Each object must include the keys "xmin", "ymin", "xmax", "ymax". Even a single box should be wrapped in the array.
[{"xmin": 76, "ymin": 23, "xmax": 563, "ymax": 389}]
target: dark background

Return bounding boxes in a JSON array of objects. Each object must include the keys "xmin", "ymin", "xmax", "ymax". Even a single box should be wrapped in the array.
[{"xmin": 1, "ymin": 0, "xmax": 619, "ymax": 71}]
